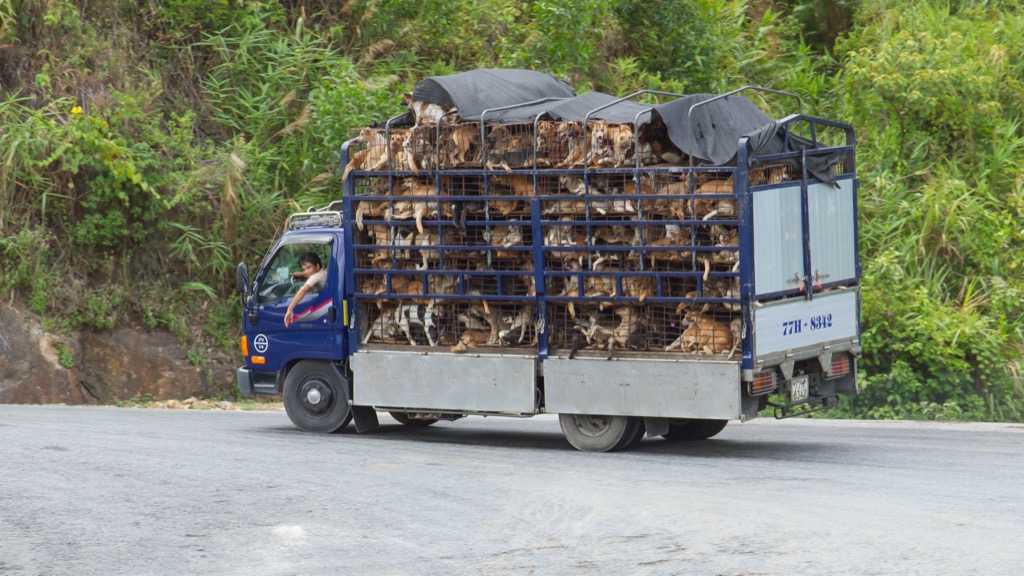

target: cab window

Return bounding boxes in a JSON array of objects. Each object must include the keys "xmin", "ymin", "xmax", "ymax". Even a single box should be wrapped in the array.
[{"xmin": 257, "ymin": 243, "xmax": 331, "ymax": 305}]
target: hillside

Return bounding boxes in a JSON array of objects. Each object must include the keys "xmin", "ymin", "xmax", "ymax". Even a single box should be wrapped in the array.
[{"xmin": 1, "ymin": 0, "xmax": 1022, "ymax": 420}]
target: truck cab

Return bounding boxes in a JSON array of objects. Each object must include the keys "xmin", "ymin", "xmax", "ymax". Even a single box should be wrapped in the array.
[{"xmin": 236, "ymin": 212, "xmax": 357, "ymax": 432}]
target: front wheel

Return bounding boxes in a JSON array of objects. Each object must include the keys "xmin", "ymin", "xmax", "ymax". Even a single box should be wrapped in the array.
[
  {"xmin": 283, "ymin": 360, "xmax": 353, "ymax": 433},
  {"xmin": 559, "ymin": 414, "xmax": 644, "ymax": 452}
]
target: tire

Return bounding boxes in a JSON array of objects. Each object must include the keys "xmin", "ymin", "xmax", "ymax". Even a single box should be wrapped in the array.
[
  {"xmin": 388, "ymin": 411, "xmax": 439, "ymax": 427},
  {"xmin": 283, "ymin": 360, "xmax": 353, "ymax": 433},
  {"xmin": 662, "ymin": 418, "xmax": 728, "ymax": 441},
  {"xmin": 619, "ymin": 417, "xmax": 647, "ymax": 450},
  {"xmin": 558, "ymin": 414, "xmax": 641, "ymax": 452},
  {"xmin": 695, "ymin": 419, "xmax": 728, "ymax": 440}
]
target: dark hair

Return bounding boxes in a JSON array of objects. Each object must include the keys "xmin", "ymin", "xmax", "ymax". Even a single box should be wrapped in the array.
[{"xmin": 299, "ymin": 252, "xmax": 322, "ymax": 268}]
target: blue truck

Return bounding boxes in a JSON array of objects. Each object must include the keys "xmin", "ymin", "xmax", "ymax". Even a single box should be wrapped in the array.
[{"xmin": 235, "ymin": 69, "xmax": 860, "ymax": 451}]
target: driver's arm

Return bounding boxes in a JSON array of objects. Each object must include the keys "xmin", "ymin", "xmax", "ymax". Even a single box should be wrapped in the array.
[{"xmin": 284, "ymin": 284, "xmax": 312, "ymax": 327}]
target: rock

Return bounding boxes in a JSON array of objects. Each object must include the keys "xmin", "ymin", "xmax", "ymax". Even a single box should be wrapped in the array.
[
  {"xmin": 0, "ymin": 304, "xmax": 233, "ymax": 404},
  {"xmin": 0, "ymin": 306, "xmax": 93, "ymax": 404},
  {"xmin": 79, "ymin": 332, "xmax": 223, "ymax": 402}
]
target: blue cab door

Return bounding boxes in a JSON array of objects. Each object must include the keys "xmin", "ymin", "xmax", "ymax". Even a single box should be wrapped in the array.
[{"xmin": 247, "ymin": 234, "xmax": 344, "ymax": 371}]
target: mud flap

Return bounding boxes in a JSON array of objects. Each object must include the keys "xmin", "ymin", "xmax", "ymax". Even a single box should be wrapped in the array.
[
  {"xmin": 644, "ymin": 417, "xmax": 670, "ymax": 438},
  {"xmin": 352, "ymin": 405, "xmax": 380, "ymax": 432}
]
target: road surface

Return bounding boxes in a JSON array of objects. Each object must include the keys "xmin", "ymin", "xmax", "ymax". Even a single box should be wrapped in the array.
[{"xmin": 1, "ymin": 405, "xmax": 1022, "ymax": 575}]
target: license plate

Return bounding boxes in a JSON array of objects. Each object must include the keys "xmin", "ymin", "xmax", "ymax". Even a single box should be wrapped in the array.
[{"xmin": 790, "ymin": 375, "xmax": 809, "ymax": 402}]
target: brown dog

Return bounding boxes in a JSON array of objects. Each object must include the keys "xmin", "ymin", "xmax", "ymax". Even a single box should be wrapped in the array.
[
  {"xmin": 709, "ymin": 224, "xmax": 739, "ymax": 264},
  {"xmin": 446, "ymin": 122, "xmax": 482, "ymax": 166},
  {"xmin": 587, "ymin": 120, "xmax": 634, "ymax": 167},
  {"xmin": 648, "ymin": 226, "xmax": 692, "ymax": 269},
  {"xmin": 490, "ymin": 224, "xmax": 524, "ymax": 259},
  {"xmin": 383, "ymin": 177, "xmax": 440, "ymax": 234},
  {"xmin": 485, "ymin": 124, "xmax": 532, "ymax": 171},
  {"xmin": 692, "ymin": 176, "xmax": 735, "ymax": 219},
  {"xmin": 342, "ymin": 127, "xmax": 389, "ymax": 180},
  {"xmin": 556, "ymin": 122, "xmax": 586, "ymax": 168},
  {"xmin": 664, "ymin": 312, "xmax": 733, "ymax": 354},
  {"xmin": 489, "ymin": 174, "xmax": 535, "ymax": 216}
]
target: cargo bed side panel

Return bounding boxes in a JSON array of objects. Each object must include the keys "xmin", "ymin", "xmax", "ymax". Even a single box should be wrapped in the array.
[
  {"xmin": 350, "ymin": 350, "xmax": 537, "ymax": 412},
  {"xmin": 544, "ymin": 358, "xmax": 741, "ymax": 419}
]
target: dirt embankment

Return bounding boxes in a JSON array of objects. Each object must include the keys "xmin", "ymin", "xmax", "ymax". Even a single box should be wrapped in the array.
[{"xmin": 0, "ymin": 304, "xmax": 236, "ymax": 405}]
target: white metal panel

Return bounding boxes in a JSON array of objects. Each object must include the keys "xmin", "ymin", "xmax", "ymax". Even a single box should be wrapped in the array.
[
  {"xmin": 351, "ymin": 350, "xmax": 537, "ymax": 412},
  {"xmin": 808, "ymin": 179, "xmax": 857, "ymax": 285},
  {"xmin": 753, "ymin": 290, "xmax": 859, "ymax": 358},
  {"xmin": 753, "ymin": 184, "xmax": 804, "ymax": 295},
  {"xmin": 544, "ymin": 358, "xmax": 741, "ymax": 419}
]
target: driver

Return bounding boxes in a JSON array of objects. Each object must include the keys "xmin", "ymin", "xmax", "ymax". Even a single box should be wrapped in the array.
[{"xmin": 284, "ymin": 252, "xmax": 327, "ymax": 327}]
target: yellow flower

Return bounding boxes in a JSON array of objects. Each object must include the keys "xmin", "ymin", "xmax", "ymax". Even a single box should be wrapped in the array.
[{"xmin": 71, "ymin": 106, "xmax": 83, "ymax": 115}]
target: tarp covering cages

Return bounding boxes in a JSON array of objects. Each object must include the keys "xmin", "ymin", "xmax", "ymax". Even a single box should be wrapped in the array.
[{"xmin": 341, "ymin": 69, "xmax": 854, "ymax": 360}]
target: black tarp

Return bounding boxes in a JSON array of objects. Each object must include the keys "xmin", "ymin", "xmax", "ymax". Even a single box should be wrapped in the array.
[
  {"xmin": 651, "ymin": 94, "xmax": 771, "ymax": 166},
  {"xmin": 406, "ymin": 69, "xmax": 844, "ymax": 179},
  {"xmin": 481, "ymin": 91, "xmax": 654, "ymax": 124},
  {"xmin": 410, "ymin": 68, "xmax": 575, "ymax": 119}
]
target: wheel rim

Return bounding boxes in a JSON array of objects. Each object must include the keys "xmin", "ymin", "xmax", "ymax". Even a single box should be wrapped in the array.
[
  {"xmin": 571, "ymin": 415, "xmax": 613, "ymax": 437},
  {"xmin": 299, "ymin": 378, "xmax": 335, "ymax": 418}
]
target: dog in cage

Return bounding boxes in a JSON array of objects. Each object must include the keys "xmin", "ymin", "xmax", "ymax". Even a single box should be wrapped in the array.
[
  {"xmin": 490, "ymin": 223, "xmax": 525, "ymax": 259},
  {"xmin": 362, "ymin": 302, "xmax": 402, "ymax": 344},
  {"xmin": 459, "ymin": 299, "xmax": 503, "ymax": 346},
  {"xmin": 393, "ymin": 302, "xmax": 443, "ymax": 346},
  {"xmin": 402, "ymin": 125, "xmax": 436, "ymax": 173},
  {"xmin": 444, "ymin": 123, "xmax": 482, "ymax": 166},
  {"xmin": 692, "ymin": 175, "xmax": 735, "ymax": 220},
  {"xmin": 404, "ymin": 94, "xmax": 455, "ymax": 126},
  {"xmin": 534, "ymin": 121, "xmax": 560, "ymax": 166},
  {"xmin": 488, "ymin": 175, "xmax": 533, "ymax": 216},
  {"xmin": 555, "ymin": 122, "xmax": 586, "ymax": 168},
  {"xmin": 342, "ymin": 127, "xmax": 390, "ymax": 181},
  {"xmin": 647, "ymin": 225, "xmax": 693, "ymax": 269},
  {"xmin": 587, "ymin": 120, "xmax": 634, "ymax": 168},
  {"xmin": 485, "ymin": 124, "xmax": 533, "ymax": 172},
  {"xmin": 749, "ymin": 163, "xmax": 793, "ymax": 186},
  {"xmin": 664, "ymin": 311, "xmax": 733, "ymax": 354},
  {"xmin": 498, "ymin": 304, "xmax": 537, "ymax": 346},
  {"xmin": 708, "ymin": 224, "xmax": 739, "ymax": 265},
  {"xmin": 569, "ymin": 305, "xmax": 647, "ymax": 359},
  {"xmin": 382, "ymin": 177, "xmax": 441, "ymax": 235}
]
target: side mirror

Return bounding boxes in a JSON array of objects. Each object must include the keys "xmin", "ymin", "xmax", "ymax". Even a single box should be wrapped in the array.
[{"xmin": 236, "ymin": 262, "xmax": 250, "ymax": 294}]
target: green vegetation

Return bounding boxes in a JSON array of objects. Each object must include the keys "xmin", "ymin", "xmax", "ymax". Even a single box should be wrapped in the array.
[{"xmin": 1, "ymin": 0, "xmax": 1021, "ymax": 419}]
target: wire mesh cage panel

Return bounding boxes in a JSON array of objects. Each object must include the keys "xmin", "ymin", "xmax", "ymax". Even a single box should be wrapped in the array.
[
  {"xmin": 349, "ymin": 161, "xmax": 746, "ymax": 353},
  {"xmin": 749, "ymin": 162, "xmax": 798, "ymax": 186},
  {"xmin": 359, "ymin": 299, "xmax": 541, "ymax": 351},
  {"xmin": 546, "ymin": 303, "xmax": 742, "ymax": 357},
  {"xmin": 438, "ymin": 122, "xmax": 483, "ymax": 168},
  {"xmin": 484, "ymin": 122, "xmax": 538, "ymax": 171},
  {"xmin": 583, "ymin": 121, "xmax": 639, "ymax": 168}
]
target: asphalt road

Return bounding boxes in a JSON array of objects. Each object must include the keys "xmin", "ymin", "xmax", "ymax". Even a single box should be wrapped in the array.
[{"xmin": 1, "ymin": 405, "xmax": 1022, "ymax": 576}]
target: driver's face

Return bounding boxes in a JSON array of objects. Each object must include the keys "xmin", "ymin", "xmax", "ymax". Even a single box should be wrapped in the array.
[{"xmin": 300, "ymin": 262, "xmax": 320, "ymax": 277}]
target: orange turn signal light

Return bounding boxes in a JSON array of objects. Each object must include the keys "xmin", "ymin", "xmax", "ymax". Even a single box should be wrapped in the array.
[
  {"xmin": 830, "ymin": 354, "xmax": 851, "ymax": 378},
  {"xmin": 251, "ymin": 356, "xmax": 266, "ymax": 365},
  {"xmin": 749, "ymin": 370, "xmax": 778, "ymax": 396},
  {"xmin": 240, "ymin": 335, "xmax": 249, "ymax": 357}
]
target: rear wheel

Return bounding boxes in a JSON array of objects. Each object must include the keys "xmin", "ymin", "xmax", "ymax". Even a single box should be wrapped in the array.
[
  {"xmin": 283, "ymin": 361, "xmax": 352, "ymax": 433},
  {"xmin": 388, "ymin": 411, "xmax": 439, "ymax": 427},
  {"xmin": 620, "ymin": 417, "xmax": 647, "ymax": 449},
  {"xmin": 559, "ymin": 414, "xmax": 643, "ymax": 452},
  {"xmin": 695, "ymin": 419, "xmax": 728, "ymax": 439},
  {"xmin": 662, "ymin": 418, "xmax": 728, "ymax": 441}
]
